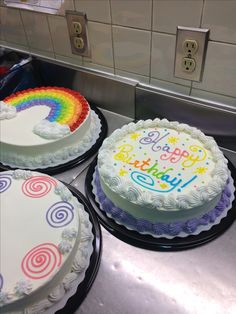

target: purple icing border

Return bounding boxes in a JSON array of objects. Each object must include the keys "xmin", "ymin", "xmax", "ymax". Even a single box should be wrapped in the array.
[{"xmin": 94, "ymin": 170, "xmax": 232, "ymax": 236}]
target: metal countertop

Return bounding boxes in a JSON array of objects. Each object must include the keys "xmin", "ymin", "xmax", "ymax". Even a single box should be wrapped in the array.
[{"xmin": 55, "ymin": 109, "xmax": 236, "ymax": 314}]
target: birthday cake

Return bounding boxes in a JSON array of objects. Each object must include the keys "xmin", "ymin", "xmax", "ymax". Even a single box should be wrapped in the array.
[
  {"xmin": 0, "ymin": 169, "xmax": 93, "ymax": 313},
  {"xmin": 95, "ymin": 118, "xmax": 233, "ymax": 237},
  {"xmin": 0, "ymin": 87, "xmax": 101, "ymax": 169}
]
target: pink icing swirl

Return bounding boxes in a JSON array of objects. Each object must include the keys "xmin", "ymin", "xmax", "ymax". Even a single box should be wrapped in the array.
[
  {"xmin": 22, "ymin": 176, "xmax": 57, "ymax": 198},
  {"xmin": 21, "ymin": 243, "xmax": 62, "ymax": 279}
]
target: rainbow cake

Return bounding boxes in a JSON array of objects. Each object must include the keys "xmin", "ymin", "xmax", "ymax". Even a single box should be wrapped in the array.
[
  {"xmin": 94, "ymin": 118, "xmax": 234, "ymax": 237},
  {"xmin": 0, "ymin": 87, "xmax": 101, "ymax": 169},
  {"xmin": 0, "ymin": 169, "xmax": 93, "ymax": 313}
]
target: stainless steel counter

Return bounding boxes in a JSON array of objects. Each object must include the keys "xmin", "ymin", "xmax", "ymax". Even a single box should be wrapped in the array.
[{"xmin": 55, "ymin": 109, "xmax": 236, "ymax": 314}]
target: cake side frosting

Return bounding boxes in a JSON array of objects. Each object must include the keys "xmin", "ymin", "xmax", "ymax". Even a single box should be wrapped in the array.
[
  {"xmin": 98, "ymin": 118, "xmax": 228, "ymax": 219},
  {"xmin": 93, "ymin": 168, "xmax": 233, "ymax": 236},
  {"xmin": 0, "ymin": 170, "xmax": 93, "ymax": 313}
]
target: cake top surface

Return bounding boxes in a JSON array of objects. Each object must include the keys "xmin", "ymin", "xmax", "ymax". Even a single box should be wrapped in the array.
[
  {"xmin": 98, "ymin": 118, "xmax": 228, "ymax": 210},
  {"xmin": 0, "ymin": 170, "xmax": 81, "ymax": 307},
  {"xmin": 0, "ymin": 87, "xmax": 90, "ymax": 144}
]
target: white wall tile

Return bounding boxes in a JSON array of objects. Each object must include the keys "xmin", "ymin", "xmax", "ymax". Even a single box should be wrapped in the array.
[
  {"xmin": 150, "ymin": 78, "xmax": 190, "ymax": 95},
  {"xmin": 111, "ymin": 0, "xmax": 152, "ymax": 30},
  {"xmin": 0, "ymin": 41, "xmax": 29, "ymax": 52},
  {"xmin": 202, "ymin": 0, "xmax": 236, "ymax": 44},
  {"xmin": 0, "ymin": 7, "xmax": 4, "ymax": 41},
  {"xmin": 151, "ymin": 32, "xmax": 191, "ymax": 86},
  {"xmin": 55, "ymin": 54, "xmax": 82, "ymax": 66},
  {"xmin": 116, "ymin": 69, "xmax": 149, "ymax": 84},
  {"xmin": 21, "ymin": 11, "xmax": 53, "ymax": 53},
  {"xmin": 193, "ymin": 42, "xmax": 236, "ymax": 98},
  {"xmin": 1, "ymin": 7, "xmax": 28, "ymax": 46},
  {"xmin": 30, "ymin": 48, "xmax": 54, "ymax": 59},
  {"xmin": 153, "ymin": 0, "xmax": 203, "ymax": 34},
  {"xmin": 48, "ymin": 15, "xmax": 82, "ymax": 64},
  {"xmin": 82, "ymin": 61, "xmax": 114, "ymax": 74},
  {"xmin": 75, "ymin": 0, "xmax": 111, "ymax": 23},
  {"xmin": 191, "ymin": 88, "xmax": 236, "ymax": 108},
  {"xmin": 84, "ymin": 21, "xmax": 113, "ymax": 68},
  {"xmin": 113, "ymin": 26, "xmax": 151, "ymax": 76}
]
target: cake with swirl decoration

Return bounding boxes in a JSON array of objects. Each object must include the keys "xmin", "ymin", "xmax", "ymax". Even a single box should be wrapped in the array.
[
  {"xmin": 94, "ymin": 118, "xmax": 235, "ymax": 238},
  {"xmin": 0, "ymin": 87, "xmax": 102, "ymax": 169},
  {"xmin": 0, "ymin": 169, "xmax": 94, "ymax": 313}
]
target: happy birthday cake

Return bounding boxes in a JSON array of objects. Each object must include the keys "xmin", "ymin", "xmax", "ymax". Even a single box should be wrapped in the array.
[
  {"xmin": 0, "ymin": 169, "xmax": 93, "ymax": 313},
  {"xmin": 94, "ymin": 118, "xmax": 233, "ymax": 237},
  {"xmin": 0, "ymin": 87, "xmax": 101, "ymax": 169}
]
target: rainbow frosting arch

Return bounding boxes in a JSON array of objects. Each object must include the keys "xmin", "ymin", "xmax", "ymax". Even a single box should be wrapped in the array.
[{"xmin": 4, "ymin": 87, "xmax": 89, "ymax": 132}]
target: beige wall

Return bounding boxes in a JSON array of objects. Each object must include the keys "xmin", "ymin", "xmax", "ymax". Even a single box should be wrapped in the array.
[{"xmin": 1, "ymin": 0, "xmax": 236, "ymax": 107}]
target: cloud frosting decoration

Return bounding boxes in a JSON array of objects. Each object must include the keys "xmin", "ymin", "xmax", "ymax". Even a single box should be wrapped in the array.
[
  {"xmin": 0, "ymin": 101, "xmax": 17, "ymax": 120},
  {"xmin": 33, "ymin": 120, "xmax": 71, "ymax": 139}
]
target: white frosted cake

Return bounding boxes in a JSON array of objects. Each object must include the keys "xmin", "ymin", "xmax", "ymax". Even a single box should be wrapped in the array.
[
  {"xmin": 95, "ymin": 118, "xmax": 232, "ymax": 237},
  {"xmin": 0, "ymin": 170, "xmax": 93, "ymax": 313},
  {"xmin": 0, "ymin": 87, "xmax": 101, "ymax": 169}
]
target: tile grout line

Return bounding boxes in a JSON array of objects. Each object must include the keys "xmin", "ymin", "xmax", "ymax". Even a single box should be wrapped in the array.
[
  {"xmin": 148, "ymin": 0, "xmax": 154, "ymax": 85},
  {"xmin": 46, "ymin": 14, "xmax": 56, "ymax": 59},
  {"xmin": 200, "ymin": 0, "xmax": 206, "ymax": 27},
  {"xmin": 109, "ymin": 0, "xmax": 116, "ymax": 75},
  {"xmin": 189, "ymin": 82, "xmax": 193, "ymax": 96},
  {"xmin": 19, "ymin": 9, "xmax": 31, "ymax": 53}
]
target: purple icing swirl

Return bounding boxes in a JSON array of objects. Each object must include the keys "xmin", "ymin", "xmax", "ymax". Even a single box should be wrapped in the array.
[
  {"xmin": 46, "ymin": 201, "xmax": 74, "ymax": 228},
  {"xmin": 94, "ymin": 170, "xmax": 232, "ymax": 237},
  {"xmin": 0, "ymin": 274, "xmax": 3, "ymax": 291},
  {"xmin": 0, "ymin": 174, "xmax": 12, "ymax": 193}
]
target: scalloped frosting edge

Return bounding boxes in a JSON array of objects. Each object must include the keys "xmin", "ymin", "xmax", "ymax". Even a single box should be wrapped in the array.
[
  {"xmin": 0, "ymin": 110, "xmax": 101, "ymax": 169},
  {"xmin": 0, "ymin": 172, "xmax": 94, "ymax": 313},
  {"xmin": 98, "ymin": 118, "xmax": 229, "ymax": 211}
]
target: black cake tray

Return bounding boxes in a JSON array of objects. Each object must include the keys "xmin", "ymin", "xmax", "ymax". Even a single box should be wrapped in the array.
[
  {"xmin": 85, "ymin": 157, "xmax": 236, "ymax": 252},
  {"xmin": 0, "ymin": 104, "xmax": 108, "ymax": 175},
  {"xmin": 56, "ymin": 183, "xmax": 102, "ymax": 314}
]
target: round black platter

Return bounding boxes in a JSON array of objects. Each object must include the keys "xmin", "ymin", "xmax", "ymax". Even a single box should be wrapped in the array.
[
  {"xmin": 0, "ymin": 104, "xmax": 108, "ymax": 175},
  {"xmin": 85, "ymin": 157, "xmax": 236, "ymax": 252},
  {"xmin": 56, "ymin": 183, "xmax": 102, "ymax": 314}
]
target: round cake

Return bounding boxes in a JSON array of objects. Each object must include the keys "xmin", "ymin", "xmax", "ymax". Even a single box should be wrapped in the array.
[
  {"xmin": 95, "ymin": 118, "xmax": 232, "ymax": 236},
  {"xmin": 0, "ymin": 169, "xmax": 93, "ymax": 313},
  {"xmin": 0, "ymin": 87, "xmax": 101, "ymax": 169}
]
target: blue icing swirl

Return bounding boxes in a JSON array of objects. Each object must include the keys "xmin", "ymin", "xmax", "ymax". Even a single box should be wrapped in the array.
[
  {"xmin": 0, "ymin": 174, "xmax": 12, "ymax": 193},
  {"xmin": 46, "ymin": 201, "xmax": 74, "ymax": 228}
]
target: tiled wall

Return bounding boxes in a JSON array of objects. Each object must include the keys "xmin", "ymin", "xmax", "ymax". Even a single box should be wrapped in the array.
[{"xmin": 1, "ymin": 0, "xmax": 236, "ymax": 108}]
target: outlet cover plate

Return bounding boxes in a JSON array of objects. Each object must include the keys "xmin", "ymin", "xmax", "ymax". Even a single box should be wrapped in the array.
[
  {"xmin": 174, "ymin": 26, "xmax": 209, "ymax": 82},
  {"xmin": 66, "ymin": 10, "xmax": 90, "ymax": 57}
]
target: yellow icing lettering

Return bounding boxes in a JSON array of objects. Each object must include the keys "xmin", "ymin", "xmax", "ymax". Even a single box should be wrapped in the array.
[
  {"xmin": 114, "ymin": 144, "xmax": 135, "ymax": 163},
  {"xmin": 182, "ymin": 145, "xmax": 207, "ymax": 168}
]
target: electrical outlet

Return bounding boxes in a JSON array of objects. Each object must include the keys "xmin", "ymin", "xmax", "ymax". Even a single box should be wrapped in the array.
[
  {"xmin": 66, "ymin": 11, "xmax": 90, "ymax": 57},
  {"xmin": 174, "ymin": 26, "xmax": 209, "ymax": 82},
  {"xmin": 182, "ymin": 57, "xmax": 196, "ymax": 72},
  {"xmin": 72, "ymin": 21, "xmax": 82, "ymax": 35},
  {"xmin": 74, "ymin": 37, "xmax": 84, "ymax": 49},
  {"xmin": 183, "ymin": 39, "xmax": 198, "ymax": 56}
]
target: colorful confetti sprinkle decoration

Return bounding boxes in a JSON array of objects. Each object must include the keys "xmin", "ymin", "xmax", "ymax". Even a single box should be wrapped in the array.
[
  {"xmin": 130, "ymin": 132, "xmax": 141, "ymax": 140},
  {"xmin": 194, "ymin": 167, "xmax": 208, "ymax": 174},
  {"xmin": 119, "ymin": 169, "xmax": 128, "ymax": 176},
  {"xmin": 167, "ymin": 136, "xmax": 179, "ymax": 144}
]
